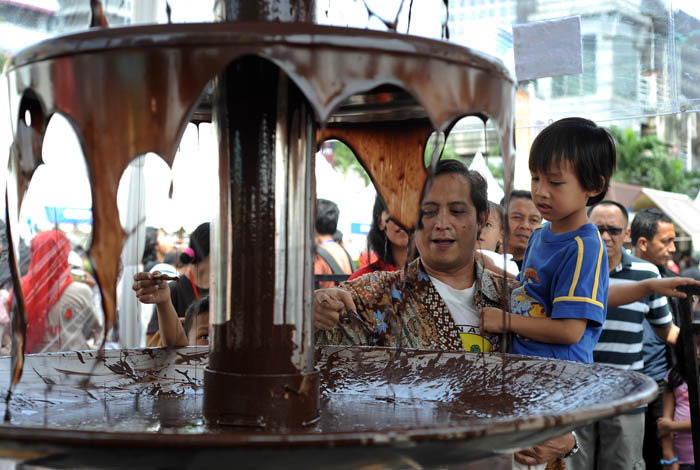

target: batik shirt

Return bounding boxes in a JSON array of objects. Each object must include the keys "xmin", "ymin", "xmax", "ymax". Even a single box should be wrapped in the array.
[{"xmin": 315, "ymin": 259, "xmax": 509, "ymax": 352}]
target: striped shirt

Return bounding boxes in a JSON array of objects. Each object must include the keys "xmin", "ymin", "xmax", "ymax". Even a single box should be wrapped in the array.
[{"xmin": 593, "ymin": 251, "xmax": 672, "ymax": 371}]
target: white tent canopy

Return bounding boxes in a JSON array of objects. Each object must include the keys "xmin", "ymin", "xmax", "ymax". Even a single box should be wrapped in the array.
[{"xmin": 469, "ymin": 152, "xmax": 504, "ymax": 204}]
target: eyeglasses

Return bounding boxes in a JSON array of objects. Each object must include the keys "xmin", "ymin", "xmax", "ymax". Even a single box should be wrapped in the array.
[{"xmin": 597, "ymin": 226, "xmax": 624, "ymax": 236}]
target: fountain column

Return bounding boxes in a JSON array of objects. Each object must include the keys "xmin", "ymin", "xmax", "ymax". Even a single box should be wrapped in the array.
[{"xmin": 203, "ymin": 1, "xmax": 320, "ymax": 427}]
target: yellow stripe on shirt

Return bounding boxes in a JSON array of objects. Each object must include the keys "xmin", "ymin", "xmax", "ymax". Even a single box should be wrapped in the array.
[
  {"xmin": 559, "ymin": 232, "xmax": 605, "ymax": 306},
  {"xmin": 591, "ymin": 231, "xmax": 604, "ymax": 302},
  {"xmin": 553, "ymin": 295, "xmax": 605, "ymax": 309},
  {"xmin": 568, "ymin": 236, "xmax": 584, "ymax": 297}
]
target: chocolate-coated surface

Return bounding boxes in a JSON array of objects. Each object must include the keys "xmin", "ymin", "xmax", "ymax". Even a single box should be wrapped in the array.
[
  {"xmin": 5, "ymin": 21, "xmax": 515, "ymax": 399},
  {"xmin": 0, "ymin": 346, "xmax": 656, "ymax": 466}
]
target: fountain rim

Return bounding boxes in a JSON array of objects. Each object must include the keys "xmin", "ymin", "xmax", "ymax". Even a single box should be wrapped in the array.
[
  {"xmin": 6, "ymin": 21, "xmax": 515, "ymax": 83},
  {"xmin": 0, "ymin": 346, "xmax": 658, "ymax": 449}
]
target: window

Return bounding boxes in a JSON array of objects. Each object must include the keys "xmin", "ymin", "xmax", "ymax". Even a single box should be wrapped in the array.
[
  {"xmin": 552, "ymin": 34, "xmax": 598, "ymax": 98},
  {"xmin": 612, "ymin": 36, "xmax": 639, "ymax": 101}
]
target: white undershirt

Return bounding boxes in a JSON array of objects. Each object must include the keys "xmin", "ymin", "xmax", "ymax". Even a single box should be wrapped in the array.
[{"xmin": 429, "ymin": 275, "xmax": 478, "ymax": 327}]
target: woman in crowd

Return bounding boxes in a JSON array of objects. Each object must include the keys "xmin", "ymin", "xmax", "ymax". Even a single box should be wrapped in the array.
[
  {"xmin": 141, "ymin": 227, "xmax": 174, "ymax": 273},
  {"xmin": 350, "ymin": 195, "xmax": 412, "ymax": 280},
  {"xmin": 12, "ymin": 230, "xmax": 101, "ymax": 354}
]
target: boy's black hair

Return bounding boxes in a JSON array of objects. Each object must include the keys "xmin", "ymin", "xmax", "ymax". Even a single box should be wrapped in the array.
[
  {"xmin": 316, "ymin": 199, "xmax": 340, "ymax": 235},
  {"xmin": 184, "ymin": 296, "xmax": 209, "ymax": 336},
  {"xmin": 500, "ymin": 190, "xmax": 532, "ymax": 206},
  {"xmin": 630, "ymin": 208, "xmax": 673, "ymax": 246},
  {"xmin": 587, "ymin": 200, "xmax": 629, "ymax": 225},
  {"xmin": 529, "ymin": 117, "xmax": 616, "ymax": 206}
]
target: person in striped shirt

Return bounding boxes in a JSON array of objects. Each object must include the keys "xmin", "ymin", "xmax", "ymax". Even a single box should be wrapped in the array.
[{"xmin": 568, "ymin": 200, "xmax": 679, "ymax": 470}]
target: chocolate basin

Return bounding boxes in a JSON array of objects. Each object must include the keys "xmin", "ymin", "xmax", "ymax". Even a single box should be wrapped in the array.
[{"xmin": 0, "ymin": 346, "xmax": 656, "ymax": 468}]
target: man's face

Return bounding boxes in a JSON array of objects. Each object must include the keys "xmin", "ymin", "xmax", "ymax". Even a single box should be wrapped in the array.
[
  {"xmin": 506, "ymin": 197, "xmax": 541, "ymax": 257},
  {"xmin": 639, "ymin": 221, "xmax": 676, "ymax": 266},
  {"xmin": 589, "ymin": 204, "xmax": 629, "ymax": 264},
  {"xmin": 415, "ymin": 173, "xmax": 484, "ymax": 274}
]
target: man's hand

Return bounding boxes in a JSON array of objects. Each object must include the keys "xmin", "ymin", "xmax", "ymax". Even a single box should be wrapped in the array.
[
  {"xmin": 314, "ymin": 288, "xmax": 356, "ymax": 331},
  {"xmin": 644, "ymin": 276, "xmax": 700, "ymax": 299},
  {"xmin": 514, "ymin": 433, "xmax": 576, "ymax": 466},
  {"xmin": 479, "ymin": 307, "xmax": 510, "ymax": 334},
  {"xmin": 132, "ymin": 271, "xmax": 171, "ymax": 306}
]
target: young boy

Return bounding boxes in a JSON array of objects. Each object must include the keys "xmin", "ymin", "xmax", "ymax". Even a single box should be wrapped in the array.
[
  {"xmin": 481, "ymin": 117, "xmax": 616, "ymax": 363},
  {"xmin": 182, "ymin": 296, "xmax": 209, "ymax": 346}
]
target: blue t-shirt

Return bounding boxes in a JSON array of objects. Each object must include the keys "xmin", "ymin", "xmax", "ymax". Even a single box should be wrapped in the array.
[{"xmin": 511, "ymin": 222, "xmax": 608, "ymax": 363}]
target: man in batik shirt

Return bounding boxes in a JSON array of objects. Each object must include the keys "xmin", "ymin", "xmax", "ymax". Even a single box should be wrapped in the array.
[{"xmin": 315, "ymin": 159, "xmax": 505, "ymax": 352}]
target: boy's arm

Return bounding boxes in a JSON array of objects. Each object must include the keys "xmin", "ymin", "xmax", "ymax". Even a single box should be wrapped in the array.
[
  {"xmin": 480, "ymin": 307, "xmax": 586, "ymax": 344},
  {"xmin": 155, "ymin": 299, "xmax": 189, "ymax": 347}
]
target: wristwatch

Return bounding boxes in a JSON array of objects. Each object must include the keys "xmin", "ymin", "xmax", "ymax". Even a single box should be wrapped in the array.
[{"xmin": 562, "ymin": 431, "xmax": 580, "ymax": 459}]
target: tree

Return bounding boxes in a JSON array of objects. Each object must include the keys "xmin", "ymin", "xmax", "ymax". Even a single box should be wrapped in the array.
[
  {"xmin": 609, "ymin": 126, "xmax": 700, "ymax": 197},
  {"xmin": 330, "ymin": 141, "xmax": 371, "ymax": 186}
]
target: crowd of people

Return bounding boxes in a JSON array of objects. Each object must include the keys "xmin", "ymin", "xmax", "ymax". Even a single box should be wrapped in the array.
[{"xmin": 1, "ymin": 116, "xmax": 699, "ymax": 469}]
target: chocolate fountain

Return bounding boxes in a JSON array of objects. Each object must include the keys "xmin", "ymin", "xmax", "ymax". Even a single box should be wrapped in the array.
[{"xmin": 0, "ymin": 1, "xmax": 656, "ymax": 468}]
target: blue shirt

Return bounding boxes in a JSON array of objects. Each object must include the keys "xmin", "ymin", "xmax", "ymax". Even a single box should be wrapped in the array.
[{"xmin": 511, "ymin": 222, "xmax": 608, "ymax": 363}]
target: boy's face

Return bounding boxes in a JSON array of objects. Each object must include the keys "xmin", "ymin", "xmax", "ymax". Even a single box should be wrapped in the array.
[
  {"xmin": 187, "ymin": 312, "xmax": 210, "ymax": 346},
  {"xmin": 531, "ymin": 160, "xmax": 598, "ymax": 233}
]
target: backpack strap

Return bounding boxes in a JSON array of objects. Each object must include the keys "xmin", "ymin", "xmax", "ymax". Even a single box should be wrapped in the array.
[{"xmin": 316, "ymin": 246, "xmax": 345, "ymax": 274}]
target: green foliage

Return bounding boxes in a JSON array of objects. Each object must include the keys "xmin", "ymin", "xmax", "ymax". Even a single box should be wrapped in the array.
[
  {"xmin": 424, "ymin": 138, "xmax": 460, "ymax": 167},
  {"xmin": 0, "ymin": 54, "xmax": 7, "ymax": 72},
  {"xmin": 610, "ymin": 126, "xmax": 700, "ymax": 197},
  {"xmin": 331, "ymin": 141, "xmax": 371, "ymax": 185}
]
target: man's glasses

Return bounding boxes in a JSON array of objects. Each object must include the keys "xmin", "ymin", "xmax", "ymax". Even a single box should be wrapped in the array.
[{"xmin": 597, "ymin": 226, "xmax": 624, "ymax": 236}]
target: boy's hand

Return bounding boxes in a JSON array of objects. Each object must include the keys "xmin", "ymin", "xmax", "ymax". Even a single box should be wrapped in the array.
[
  {"xmin": 479, "ymin": 307, "xmax": 510, "ymax": 334},
  {"xmin": 132, "ymin": 271, "xmax": 171, "ymax": 306}
]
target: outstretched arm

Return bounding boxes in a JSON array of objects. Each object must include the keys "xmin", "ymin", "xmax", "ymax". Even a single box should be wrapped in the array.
[
  {"xmin": 608, "ymin": 277, "xmax": 699, "ymax": 308},
  {"xmin": 133, "ymin": 272, "xmax": 188, "ymax": 347}
]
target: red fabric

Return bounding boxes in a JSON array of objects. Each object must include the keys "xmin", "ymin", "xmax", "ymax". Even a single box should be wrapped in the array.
[
  {"xmin": 15, "ymin": 231, "xmax": 73, "ymax": 353},
  {"xmin": 358, "ymin": 250, "xmax": 379, "ymax": 269},
  {"xmin": 348, "ymin": 260, "xmax": 396, "ymax": 281}
]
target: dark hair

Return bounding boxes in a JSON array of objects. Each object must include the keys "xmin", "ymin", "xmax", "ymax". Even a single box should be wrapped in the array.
[
  {"xmin": 529, "ymin": 117, "xmax": 616, "ymax": 206},
  {"xmin": 432, "ymin": 158, "xmax": 489, "ymax": 222},
  {"xmin": 316, "ymin": 199, "xmax": 340, "ymax": 235},
  {"xmin": 180, "ymin": 222, "xmax": 210, "ymax": 265},
  {"xmin": 184, "ymin": 296, "xmax": 209, "ymax": 336},
  {"xmin": 667, "ymin": 327, "xmax": 700, "ymax": 391},
  {"xmin": 630, "ymin": 208, "xmax": 673, "ymax": 246},
  {"xmin": 366, "ymin": 195, "xmax": 394, "ymax": 267},
  {"xmin": 142, "ymin": 227, "xmax": 159, "ymax": 271},
  {"xmin": 488, "ymin": 201, "xmax": 504, "ymax": 227},
  {"xmin": 500, "ymin": 190, "xmax": 532, "ymax": 206},
  {"xmin": 588, "ymin": 200, "xmax": 629, "ymax": 225}
]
